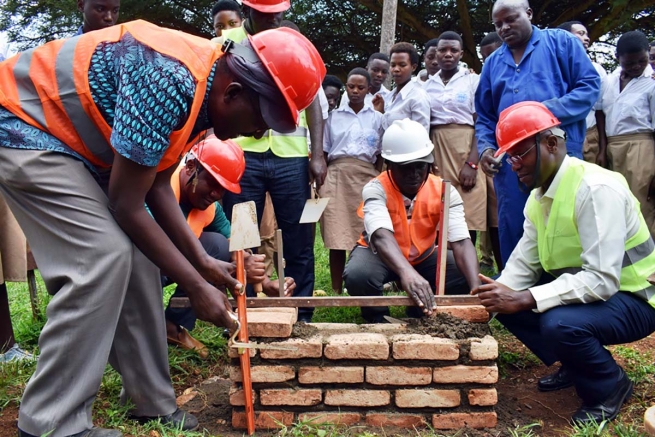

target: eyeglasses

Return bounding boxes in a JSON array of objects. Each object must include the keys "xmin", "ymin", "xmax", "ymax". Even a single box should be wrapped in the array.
[{"xmin": 506, "ymin": 136, "xmax": 538, "ymax": 166}]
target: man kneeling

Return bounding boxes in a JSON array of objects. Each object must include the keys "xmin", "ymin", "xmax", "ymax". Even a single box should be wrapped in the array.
[
  {"xmin": 343, "ymin": 119, "xmax": 480, "ymax": 323},
  {"xmin": 473, "ymin": 102, "xmax": 655, "ymax": 424}
]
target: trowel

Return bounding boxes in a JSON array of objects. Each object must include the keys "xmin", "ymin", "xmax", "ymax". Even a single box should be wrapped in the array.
[
  {"xmin": 299, "ymin": 188, "xmax": 330, "ymax": 224},
  {"xmin": 230, "ymin": 201, "xmax": 264, "ymax": 294}
]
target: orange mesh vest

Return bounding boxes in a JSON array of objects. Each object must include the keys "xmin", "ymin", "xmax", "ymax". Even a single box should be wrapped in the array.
[
  {"xmin": 0, "ymin": 20, "xmax": 222, "ymax": 170},
  {"xmin": 357, "ymin": 172, "xmax": 443, "ymax": 265},
  {"xmin": 170, "ymin": 163, "xmax": 217, "ymax": 238}
]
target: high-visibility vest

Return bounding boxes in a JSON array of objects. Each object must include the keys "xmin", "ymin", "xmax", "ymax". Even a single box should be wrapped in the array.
[
  {"xmin": 357, "ymin": 172, "xmax": 443, "ymax": 265},
  {"xmin": 526, "ymin": 158, "xmax": 655, "ymax": 308},
  {"xmin": 0, "ymin": 20, "xmax": 222, "ymax": 171},
  {"xmin": 222, "ymin": 26, "xmax": 309, "ymax": 157},
  {"xmin": 170, "ymin": 163, "xmax": 217, "ymax": 238}
]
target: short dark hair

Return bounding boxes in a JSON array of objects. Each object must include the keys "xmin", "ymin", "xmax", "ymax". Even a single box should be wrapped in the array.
[
  {"xmin": 322, "ymin": 74, "xmax": 344, "ymax": 91},
  {"xmin": 616, "ymin": 30, "xmax": 650, "ymax": 57},
  {"xmin": 557, "ymin": 21, "xmax": 584, "ymax": 32},
  {"xmin": 390, "ymin": 42, "xmax": 419, "ymax": 65},
  {"xmin": 367, "ymin": 52, "xmax": 390, "ymax": 66},
  {"xmin": 480, "ymin": 32, "xmax": 502, "ymax": 47},
  {"xmin": 211, "ymin": 0, "xmax": 241, "ymax": 18},
  {"xmin": 437, "ymin": 31, "xmax": 463, "ymax": 48},
  {"xmin": 424, "ymin": 38, "xmax": 439, "ymax": 52},
  {"xmin": 347, "ymin": 67, "xmax": 371, "ymax": 84}
]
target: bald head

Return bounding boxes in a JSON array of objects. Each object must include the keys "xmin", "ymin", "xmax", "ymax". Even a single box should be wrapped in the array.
[
  {"xmin": 492, "ymin": 0, "xmax": 533, "ymax": 49},
  {"xmin": 492, "ymin": 0, "xmax": 530, "ymax": 14}
]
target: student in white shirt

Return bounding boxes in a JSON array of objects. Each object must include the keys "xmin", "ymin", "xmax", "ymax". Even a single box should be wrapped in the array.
[
  {"xmin": 322, "ymin": 74, "xmax": 343, "ymax": 113},
  {"xmin": 416, "ymin": 38, "xmax": 440, "ymax": 84},
  {"xmin": 319, "ymin": 68, "xmax": 383, "ymax": 293},
  {"xmin": 340, "ymin": 53, "xmax": 391, "ymax": 109},
  {"xmin": 558, "ymin": 21, "xmax": 609, "ymax": 167},
  {"xmin": 598, "ymin": 30, "xmax": 655, "ymax": 237},
  {"xmin": 373, "ymin": 42, "xmax": 431, "ymax": 133},
  {"xmin": 424, "ymin": 31, "xmax": 486, "ymax": 242}
]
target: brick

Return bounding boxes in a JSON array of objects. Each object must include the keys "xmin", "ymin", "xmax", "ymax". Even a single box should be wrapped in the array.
[
  {"xmin": 245, "ymin": 311, "xmax": 295, "ymax": 338},
  {"xmin": 228, "ymin": 385, "xmax": 258, "ymax": 406},
  {"xmin": 299, "ymin": 412, "xmax": 361, "ymax": 426},
  {"xmin": 366, "ymin": 413, "xmax": 428, "ymax": 428},
  {"xmin": 366, "ymin": 366, "xmax": 432, "ymax": 385},
  {"xmin": 468, "ymin": 388, "xmax": 498, "ymax": 406},
  {"xmin": 229, "ymin": 365, "xmax": 295, "ymax": 383},
  {"xmin": 469, "ymin": 336, "xmax": 498, "ymax": 361},
  {"xmin": 432, "ymin": 365, "xmax": 498, "ymax": 384},
  {"xmin": 228, "ymin": 344, "xmax": 257, "ymax": 358},
  {"xmin": 232, "ymin": 410, "xmax": 294, "ymax": 429},
  {"xmin": 259, "ymin": 336, "xmax": 322, "ymax": 359},
  {"xmin": 392, "ymin": 334, "xmax": 459, "ymax": 360},
  {"xmin": 260, "ymin": 388, "xmax": 322, "ymax": 406},
  {"xmin": 298, "ymin": 366, "xmax": 364, "ymax": 384},
  {"xmin": 247, "ymin": 307, "xmax": 298, "ymax": 324},
  {"xmin": 325, "ymin": 389, "xmax": 390, "ymax": 407},
  {"xmin": 395, "ymin": 389, "xmax": 461, "ymax": 408},
  {"xmin": 309, "ymin": 323, "xmax": 357, "ymax": 331},
  {"xmin": 435, "ymin": 305, "xmax": 489, "ymax": 323},
  {"xmin": 432, "ymin": 412, "xmax": 498, "ymax": 430},
  {"xmin": 324, "ymin": 333, "xmax": 389, "ymax": 360},
  {"xmin": 645, "ymin": 405, "xmax": 655, "ymax": 436}
]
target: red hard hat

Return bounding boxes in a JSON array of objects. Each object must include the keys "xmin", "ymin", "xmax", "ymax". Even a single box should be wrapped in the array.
[
  {"xmin": 190, "ymin": 135, "xmax": 245, "ymax": 194},
  {"xmin": 495, "ymin": 101, "xmax": 561, "ymax": 157},
  {"xmin": 249, "ymin": 27, "xmax": 326, "ymax": 126},
  {"xmin": 242, "ymin": 0, "xmax": 290, "ymax": 13}
]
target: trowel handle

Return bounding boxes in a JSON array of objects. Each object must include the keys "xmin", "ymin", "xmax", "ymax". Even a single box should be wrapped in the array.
[{"xmin": 253, "ymin": 283, "xmax": 263, "ymax": 294}]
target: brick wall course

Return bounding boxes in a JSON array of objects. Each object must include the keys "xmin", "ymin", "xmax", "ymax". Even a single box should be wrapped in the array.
[
  {"xmin": 298, "ymin": 366, "xmax": 364, "ymax": 384},
  {"xmin": 391, "ymin": 334, "xmax": 460, "ymax": 360},
  {"xmin": 324, "ymin": 333, "xmax": 389, "ymax": 360}
]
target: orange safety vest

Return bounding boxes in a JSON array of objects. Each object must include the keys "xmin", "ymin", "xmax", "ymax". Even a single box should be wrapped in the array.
[
  {"xmin": 0, "ymin": 20, "xmax": 222, "ymax": 171},
  {"xmin": 357, "ymin": 172, "xmax": 443, "ymax": 265},
  {"xmin": 170, "ymin": 162, "xmax": 217, "ymax": 238}
]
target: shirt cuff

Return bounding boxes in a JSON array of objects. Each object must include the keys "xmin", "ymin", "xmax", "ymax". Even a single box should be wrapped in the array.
[{"xmin": 528, "ymin": 284, "xmax": 561, "ymax": 313}]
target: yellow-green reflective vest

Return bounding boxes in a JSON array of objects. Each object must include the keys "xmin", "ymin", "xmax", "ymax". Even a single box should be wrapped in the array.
[
  {"xmin": 222, "ymin": 26, "xmax": 310, "ymax": 158},
  {"xmin": 526, "ymin": 158, "xmax": 655, "ymax": 308}
]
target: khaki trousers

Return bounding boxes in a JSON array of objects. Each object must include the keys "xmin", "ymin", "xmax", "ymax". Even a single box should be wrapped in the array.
[{"xmin": 583, "ymin": 125, "xmax": 600, "ymax": 164}]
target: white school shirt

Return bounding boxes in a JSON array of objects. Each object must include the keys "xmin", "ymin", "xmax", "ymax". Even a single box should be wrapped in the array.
[
  {"xmin": 497, "ymin": 156, "xmax": 644, "ymax": 313},
  {"xmin": 381, "ymin": 80, "xmax": 431, "ymax": 133},
  {"xmin": 599, "ymin": 64, "xmax": 655, "ymax": 136},
  {"xmin": 323, "ymin": 104, "xmax": 383, "ymax": 164},
  {"xmin": 339, "ymin": 85, "xmax": 392, "ymax": 110},
  {"xmin": 585, "ymin": 62, "xmax": 607, "ymax": 130},
  {"xmin": 423, "ymin": 68, "xmax": 479, "ymax": 126}
]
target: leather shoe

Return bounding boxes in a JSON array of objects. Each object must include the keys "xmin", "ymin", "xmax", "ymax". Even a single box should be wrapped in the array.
[
  {"xmin": 538, "ymin": 366, "xmax": 573, "ymax": 392},
  {"xmin": 130, "ymin": 408, "xmax": 199, "ymax": 431},
  {"xmin": 167, "ymin": 326, "xmax": 209, "ymax": 359},
  {"xmin": 19, "ymin": 427, "xmax": 122, "ymax": 437},
  {"xmin": 572, "ymin": 367, "xmax": 633, "ymax": 425}
]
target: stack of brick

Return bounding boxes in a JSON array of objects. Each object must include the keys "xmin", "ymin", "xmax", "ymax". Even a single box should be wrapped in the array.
[{"xmin": 229, "ymin": 306, "xmax": 498, "ymax": 431}]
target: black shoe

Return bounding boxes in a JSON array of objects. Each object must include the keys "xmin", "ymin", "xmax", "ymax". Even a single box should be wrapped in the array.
[
  {"xmin": 571, "ymin": 367, "xmax": 633, "ymax": 425},
  {"xmin": 538, "ymin": 366, "xmax": 574, "ymax": 392},
  {"xmin": 130, "ymin": 408, "xmax": 199, "ymax": 431},
  {"xmin": 19, "ymin": 428, "xmax": 122, "ymax": 437}
]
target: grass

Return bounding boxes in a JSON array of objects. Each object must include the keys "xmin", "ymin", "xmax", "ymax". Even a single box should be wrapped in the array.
[{"xmin": 2, "ymin": 233, "xmax": 654, "ymax": 437}]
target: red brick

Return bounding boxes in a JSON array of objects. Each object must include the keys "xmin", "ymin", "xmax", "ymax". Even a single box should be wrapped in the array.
[
  {"xmin": 260, "ymin": 388, "xmax": 322, "ymax": 406},
  {"xmin": 324, "ymin": 389, "xmax": 390, "ymax": 407},
  {"xmin": 229, "ymin": 365, "xmax": 295, "ymax": 383},
  {"xmin": 366, "ymin": 413, "xmax": 428, "ymax": 428},
  {"xmin": 247, "ymin": 307, "xmax": 298, "ymax": 324},
  {"xmin": 245, "ymin": 311, "xmax": 295, "ymax": 338},
  {"xmin": 468, "ymin": 388, "xmax": 498, "ymax": 406},
  {"xmin": 232, "ymin": 410, "xmax": 294, "ymax": 429},
  {"xmin": 324, "ymin": 333, "xmax": 389, "ymax": 360},
  {"xmin": 391, "ymin": 334, "xmax": 459, "ymax": 360},
  {"xmin": 432, "ymin": 412, "xmax": 497, "ymax": 429},
  {"xmin": 435, "ymin": 305, "xmax": 490, "ymax": 323},
  {"xmin": 395, "ymin": 389, "xmax": 461, "ymax": 408},
  {"xmin": 298, "ymin": 366, "xmax": 364, "ymax": 384},
  {"xmin": 259, "ymin": 336, "xmax": 322, "ymax": 359},
  {"xmin": 469, "ymin": 336, "xmax": 498, "ymax": 360},
  {"xmin": 366, "ymin": 366, "xmax": 432, "ymax": 385},
  {"xmin": 432, "ymin": 365, "xmax": 498, "ymax": 384},
  {"xmin": 298, "ymin": 412, "xmax": 361, "ymax": 426}
]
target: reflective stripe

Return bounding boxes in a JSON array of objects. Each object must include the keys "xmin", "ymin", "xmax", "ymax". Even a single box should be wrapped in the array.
[
  {"xmin": 633, "ymin": 285, "xmax": 655, "ymax": 302},
  {"xmin": 13, "ymin": 49, "xmax": 48, "ymax": 129},
  {"xmin": 271, "ymin": 127, "xmax": 308, "ymax": 137},
  {"xmin": 622, "ymin": 237, "xmax": 655, "ymax": 268},
  {"xmin": 55, "ymin": 38, "xmax": 114, "ymax": 166},
  {"xmin": 550, "ymin": 267, "xmax": 583, "ymax": 277}
]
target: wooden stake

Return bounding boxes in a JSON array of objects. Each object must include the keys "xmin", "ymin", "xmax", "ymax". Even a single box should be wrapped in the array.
[
  {"xmin": 436, "ymin": 180, "xmax": 451, "ymax": 296},
  {"xmin": 276, "ymin": 229, "xmax": 285, "ymax": 297}
]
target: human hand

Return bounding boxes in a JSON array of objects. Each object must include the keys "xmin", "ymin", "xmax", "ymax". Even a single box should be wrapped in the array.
[
  {"xmin": 309, "ymin": 155, "xmax": 328, "ymax": 189},
  {"xmin": 190, "ymin": 282, "xmax": 237, "ymax": 328},
  {"xmin": 399, "ymin": 269, "xmax": 436, "ymax": 316},
  {"xmin": 372, "ymin": 94, "xmax": 385, "ymax": 113},
  {"xmin": 262, "ymin": 276, "xmax": 296, "ymax": 297},
  {"xmin": 459, "ymin": 164, "xmax": 477, "ymax": 192},
  {"xmin": 242, "ymin": 252, "xmax": 266, "ymax": 284},
  {"xmin": 199, "ymin": 256, "xmax": 240, "ymax": 296},
  {"xmin": 479, "ymin": 149, "xmax": 502, "ymax": 177},
  {"xmin": 471, "ymin": 274, "xmax": 535, "ymax": 314},
  {"xmin": 595, "ymin": 152, "xmax": 607, "ymax": 169}
]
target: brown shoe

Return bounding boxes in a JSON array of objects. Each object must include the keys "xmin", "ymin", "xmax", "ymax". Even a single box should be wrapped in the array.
[{"xmin": 167, "ymin": 326, "xmax": 209, "ymax": 359}]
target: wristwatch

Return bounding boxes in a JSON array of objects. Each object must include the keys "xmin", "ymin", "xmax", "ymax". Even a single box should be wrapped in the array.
[{"xmin": 465, "ymin": 161, "xmax": 479, "ymax": 170}]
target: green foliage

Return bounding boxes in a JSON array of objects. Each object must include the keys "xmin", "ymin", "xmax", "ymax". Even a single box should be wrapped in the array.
[
  {"xmin": 507, "ymin": 422, "xmax": 542, "ymax": 437},
  {"xmin": 612, "ymin": 345, "xmax": 655, "ymax": 385},
  {"xmin": 569, "ymin": 418, "xmax": 648, "ymax": 437}
]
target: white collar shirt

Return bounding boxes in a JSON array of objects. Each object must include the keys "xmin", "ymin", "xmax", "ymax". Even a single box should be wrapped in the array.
[
  {"xmin": 323, "ymin": 104, "xmax": 383, "ymax": 164},
  {"xmin": 339, "ymin": 85, "xmax": 391, "ymax": 110},
  {"xmin": 381, "ymin": 80, "xmax": 431, "ymax": 133},
  {"xmin": 424, "ymin": 68, "xmax": 479, "ymax": 126},
  {"xmin": 600, "ymin": 64, "xmax": 655, "ymax": 136},
  {"xmin": 585, "ymin": 61, "xmax": 608, "ymax": 129}
]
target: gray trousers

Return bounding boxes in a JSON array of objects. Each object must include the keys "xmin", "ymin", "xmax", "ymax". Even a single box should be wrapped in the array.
[{"xmin": 0, "ymin": 148, "xmax": 176, "ymax": 437}]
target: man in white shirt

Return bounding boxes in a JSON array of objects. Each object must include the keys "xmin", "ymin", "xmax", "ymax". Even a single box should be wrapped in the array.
[
  {"xmin": 473, "ymin": 101, "xmax": 655, "ymax": 425},
  {"xmin": 339, "ymin": 53, "xmax": 392, "ymax": 109},
  {"xmin": 343, "ymin": 119, "xmax": 480, "ymax": 323}
]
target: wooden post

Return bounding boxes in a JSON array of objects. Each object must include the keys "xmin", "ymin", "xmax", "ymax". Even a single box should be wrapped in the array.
[
  {"xmin": 435, "ymin": 181, "xmax": 451, "ymax": 296},
  {"xmin": 379, "ymin": 0, "xmax": 398, "ymax": 87}
]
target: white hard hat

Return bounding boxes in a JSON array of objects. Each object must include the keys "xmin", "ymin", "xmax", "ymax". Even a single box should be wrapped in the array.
[{"xmin": 381, "ymin": 119, "xmax": 434, "ymax": 164}]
